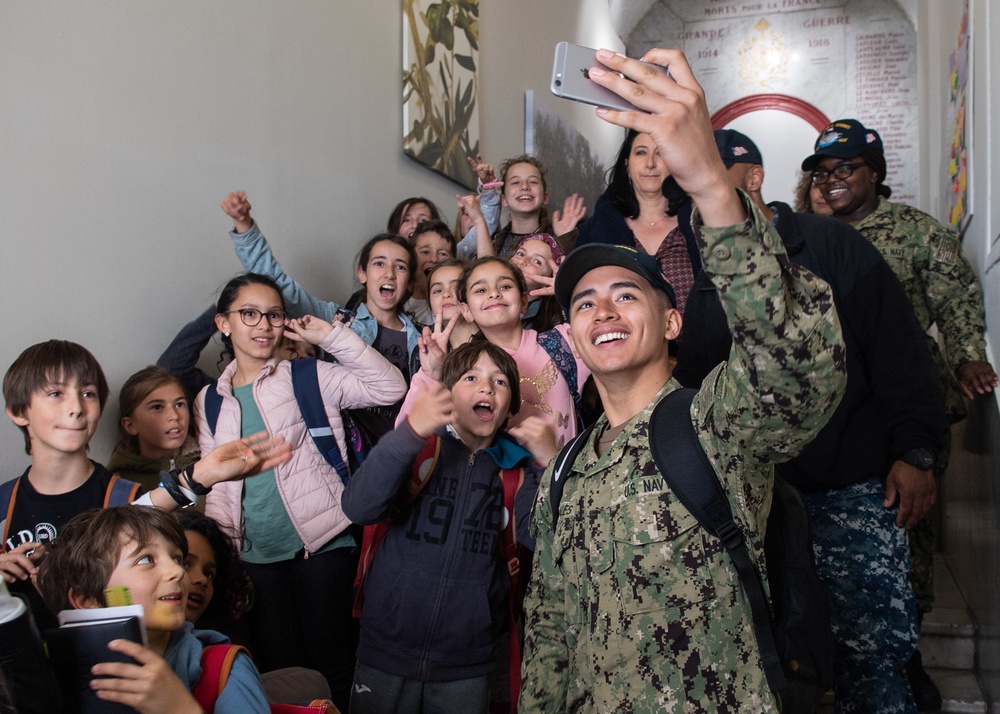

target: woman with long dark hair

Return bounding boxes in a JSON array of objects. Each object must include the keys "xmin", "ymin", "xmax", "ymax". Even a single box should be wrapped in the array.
[{"xmin": 577, "ymin": 129, "xmax": 700, "ymax": 315}]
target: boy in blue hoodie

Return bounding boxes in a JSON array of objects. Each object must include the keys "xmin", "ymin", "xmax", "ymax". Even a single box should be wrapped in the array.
[
  {"xmin": 343, "ymin": 341, "xmax": 548, "ymax": 714},
  {"xmin": 36, "ymin": 506, "xmax": 270, "ymax": 713}
]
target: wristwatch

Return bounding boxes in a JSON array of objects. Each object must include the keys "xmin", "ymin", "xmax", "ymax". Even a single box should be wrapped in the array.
[
  {"xmin": 158, "ymin": 469, "xmax": 195, "ymax": 507},
  {"xmin": 899, "ymin": 448, "xmax": 935, "ymax": 471}
]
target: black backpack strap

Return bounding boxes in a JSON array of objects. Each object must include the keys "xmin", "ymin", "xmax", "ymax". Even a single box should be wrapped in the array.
[
  {"xmin": 548, "ymin": 424, "xmax": 595, "ymax": 531},
  {"xmin": 291, "ymin": 357, "xmax": 350, "ymax": 486},
  {"xmin": 650, "ymin": 388, "xmax": 787, "ymax": 693},
  {"xmin": 203, "ymin": 380, "xmax": 223, "ymax": 435}
]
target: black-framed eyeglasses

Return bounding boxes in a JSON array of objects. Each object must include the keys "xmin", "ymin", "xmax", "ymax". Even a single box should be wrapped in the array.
[
  {"xmin": 225, "ymin": 308, "xmax": 287, "ymax": 327},
  {"xmin": 811, "ymin": 162, "xmax": 867, "ymax": 185}
]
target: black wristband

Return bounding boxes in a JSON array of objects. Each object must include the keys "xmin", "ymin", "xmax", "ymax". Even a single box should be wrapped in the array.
[
  {"xmin": 159, "ymin": 469, "xmax": 191, "ymax": 507},
  {"xmin": 181, "ymin": 463, "xmax": 212, "ymax": 496},
  {"xmin": 899, "ymin": 447, "xmax": 935, "ymax": 471}
]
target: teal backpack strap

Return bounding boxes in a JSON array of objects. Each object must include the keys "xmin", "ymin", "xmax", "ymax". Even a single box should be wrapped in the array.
[{"xmin": 291, "ymin": 357, "xmax": 350, "ymax": 486}]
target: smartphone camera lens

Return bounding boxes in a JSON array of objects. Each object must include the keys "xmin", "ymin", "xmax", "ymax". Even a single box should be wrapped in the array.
[{"xmin": 554, "ymin": 73, "xmax": 562, "ymax": 87}]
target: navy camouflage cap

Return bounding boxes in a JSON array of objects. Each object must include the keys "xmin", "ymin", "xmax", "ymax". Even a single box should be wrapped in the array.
[
  {"xmin": 554, "ymin": 244, "xmax": 677, "ymax": 312},
  {"xmin": 801, "ymin": 119, "xmax": 883, "ymax": 170},
  {"xmin": 714, "ymin": 129, "xmax": 763, "ymax": 168}
]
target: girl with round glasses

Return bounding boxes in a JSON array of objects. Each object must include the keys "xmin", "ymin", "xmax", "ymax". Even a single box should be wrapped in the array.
[{"xmin": 195, "ymin": 272, "xmax": 407, "ymax": 711}]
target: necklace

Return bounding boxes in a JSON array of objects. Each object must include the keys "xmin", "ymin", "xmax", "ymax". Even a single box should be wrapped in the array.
[{"xmin": 637, "ymin": 213, "xmax": 668, "ymax": 228}]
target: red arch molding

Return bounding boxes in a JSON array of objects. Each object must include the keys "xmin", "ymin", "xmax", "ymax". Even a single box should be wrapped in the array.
[{"xmin": 710, "ymin": 94, "xmax": 829, "ymax": 131}]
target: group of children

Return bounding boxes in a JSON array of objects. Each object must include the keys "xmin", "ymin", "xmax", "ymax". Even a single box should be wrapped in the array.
[{"xmin": 0, "ymin": 151, "xmax": 595, "ymax": 714}]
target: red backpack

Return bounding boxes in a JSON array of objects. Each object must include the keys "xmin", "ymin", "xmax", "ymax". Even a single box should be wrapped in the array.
[{"xmin": 192, "ymin": 644, "xmax": 339, "ymax": 714}]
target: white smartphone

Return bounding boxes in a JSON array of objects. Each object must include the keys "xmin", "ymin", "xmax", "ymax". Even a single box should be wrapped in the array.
[{"xmin": 550, "ymin": 42, "xmax": 670, "ymax": 113}]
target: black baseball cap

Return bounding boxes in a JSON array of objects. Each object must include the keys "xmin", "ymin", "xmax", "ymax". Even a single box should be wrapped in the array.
[
  {"xmin": 554, "ymin": 244, "xmax": 676, "ymax": 313},
  {"xmin": 801, "ymin": 119, "xmax": 884, "ymax": 170},
  {"xmin": 714, "ymin": 129, "xmax": 763, "ymax": 168}
]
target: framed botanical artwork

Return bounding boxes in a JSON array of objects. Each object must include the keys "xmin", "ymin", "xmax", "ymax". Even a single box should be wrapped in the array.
[{"xmin": 402, "ymin": 0, "xmax": 480, "ymax": 189}]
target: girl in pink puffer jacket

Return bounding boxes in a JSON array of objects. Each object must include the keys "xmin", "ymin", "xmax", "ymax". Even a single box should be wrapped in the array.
[{"xmin": 194, "ymin": 272, "xmax": 407, "ymax": 711}]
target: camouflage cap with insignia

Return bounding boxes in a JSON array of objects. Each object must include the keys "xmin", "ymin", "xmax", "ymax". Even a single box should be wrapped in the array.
[
  {"xmin": 801, "ymin": 119, "xmax": 884, "ymax": 171},
  {"xmin": 554, "ymin": 244, "xmax": 676, "ymax": 312}
]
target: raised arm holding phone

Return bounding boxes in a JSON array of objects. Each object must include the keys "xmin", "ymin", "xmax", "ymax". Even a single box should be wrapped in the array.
[{"xmin": 520, "ymin": 47, "xmax": 846, "ymax": 713}]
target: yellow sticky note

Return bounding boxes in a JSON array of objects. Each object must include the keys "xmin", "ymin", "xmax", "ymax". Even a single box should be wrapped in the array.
[{"xmin": 103, "ymin": 586, "xmax": 133, "ymax": 607}]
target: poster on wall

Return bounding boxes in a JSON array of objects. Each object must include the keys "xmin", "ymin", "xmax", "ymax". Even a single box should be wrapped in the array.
[
  {"xmin": 947, "ymin": 0, "xmax": 970, "ymax": 234},
  {"xmin": 402, "ymin": 0, "xmax": 480, "ymax": 189},
  {"xmin": 524, "ymin": 91, "xmax": 607, "ymax": 221}
]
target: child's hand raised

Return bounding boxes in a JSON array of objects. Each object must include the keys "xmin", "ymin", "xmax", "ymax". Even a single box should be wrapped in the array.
[
  {"xmin": 90, "ymin": 639, "xmax": 202, "ymax": 714},
  {"xmin": 191, "ymin": 431, "xmax": 293, "ymax": 488},
  {"xmin": 284, "ymin": 315, "xmax": 334, "ymax": 346},
  {"xmin": 551, "ymin": 193, "xmax": 586, "ymax": 236},
  {"xmin": 406, "ymin": 382, "xmax": 454, "ymax": 438},
  {"xmin": 456, "ymin": 193, "xmax": 485, "ymax": 220},
  {"xmin": 417, "ymin": 315, "xmax": 457, "ymax": 381},
  {"xmin": 467, "ymin": 154, "xmax": 496, "ymax": 184},
  {"xmin": 509, "ymin": 417, "xmax": 558, "ymax": 467},
  {"xmin": 0, "ymin": 541, "xmax": 44, "ymax": 584},
  {"xmin": 528, "ymin": 258, "xmax": 560, "ymax": 299},
  {"xmin": 220, "ymin": 191, "xmax": 254, "ymax": 234}
]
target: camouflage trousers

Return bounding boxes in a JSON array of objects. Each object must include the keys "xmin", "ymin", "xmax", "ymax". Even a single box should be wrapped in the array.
[
  {"xmin": 907, "ymin": 493, "xmax": 938, "ymax": 615},
  {"xmin": 909, "ymin": 430, "xmax": 951, "ymax": 614},
  {"xmin": 802, "ymin": 479, "xmax": 918, "ymax": 714}
]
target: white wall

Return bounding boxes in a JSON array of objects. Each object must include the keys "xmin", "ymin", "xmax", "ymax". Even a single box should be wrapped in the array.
[
  {"xmin": 916, "ymin": 0, "xmax": 997, "ymax": 357},
  {"xmin": 719, "ymin": 110, "xmax": 820, "ymax": 207},
  {"xmin": 918, "ymin": 2, "xmax": 1000, "ymax": 698},
  {"xmin": 0, "ymin": 0, "xmax": 624, "ymax": 471}
]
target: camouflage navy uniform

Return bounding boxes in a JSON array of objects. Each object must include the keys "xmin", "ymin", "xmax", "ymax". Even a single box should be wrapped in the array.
[
  {"xmin": 520, "ymin": 198, "xmax": 847, "ymax": 713},
  {"xmin": 801, "ymin": 480, "xmax": 918, "ymax": 714},
  {"xmin": 854, "ymin": 197, "xmax": 987, "ymax": 423},
  {"xmin": 854, "ymin": 197, "xmax": 990, "ymax": 612}
]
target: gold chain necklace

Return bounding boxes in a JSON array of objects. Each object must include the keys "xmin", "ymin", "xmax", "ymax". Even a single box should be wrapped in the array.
[{"xmin": 639, "ymin": 213, "xmax": 668, "ymax": 228}]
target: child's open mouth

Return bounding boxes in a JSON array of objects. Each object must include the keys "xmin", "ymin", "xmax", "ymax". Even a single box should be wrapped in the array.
[
  {"xmin": 473, "ymin": 401, "xmax": 495, "ymax": 421},
  {"xmin": 379, "ymin": 283, "xmax": 397, "ymax": 299}
]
